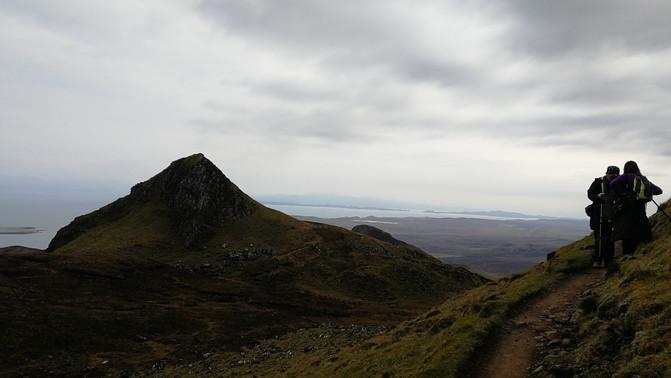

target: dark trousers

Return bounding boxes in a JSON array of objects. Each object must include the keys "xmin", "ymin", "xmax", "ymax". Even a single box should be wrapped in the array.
[
  {"xmin": 594, "ymin": 220, "xmax": 615, "ymax": 264},
  {"xmin": 622, "ymin": 239, "xmax": 640, "ymax": 255}
]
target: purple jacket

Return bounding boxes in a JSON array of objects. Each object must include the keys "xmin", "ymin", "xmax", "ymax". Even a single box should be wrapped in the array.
[{"xmin": 611, "ymin": 173, "xmax": 663, "ymax": 197}]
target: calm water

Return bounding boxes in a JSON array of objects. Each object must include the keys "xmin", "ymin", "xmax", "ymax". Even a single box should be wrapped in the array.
[
  {"xmin": 265, "ymin": 204, "xmax": 527, "ymax": 220},
  {"xmin": 0, "ymin": 195, "xmax": 115, "ymax": 250},
  {"xmin": 1, "ymin": 201, "xmax": 529, "ymax": 250}
]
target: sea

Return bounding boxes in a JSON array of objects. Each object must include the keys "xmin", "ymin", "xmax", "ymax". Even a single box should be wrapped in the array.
[
  {"xmin": 265, "ymin": 204, "xmax": 510, "ymax": 219},
  {"xmin": 0, "ymin": 195, "xmax": 113, "ymax": 250},
  {"xmin": 0, "ymin": 202, "xmax": 533, "ymax": 250}
]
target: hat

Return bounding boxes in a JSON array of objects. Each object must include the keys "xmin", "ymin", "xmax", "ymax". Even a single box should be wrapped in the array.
[{"xmin": 606, "ymin": 165, "xmax": 620, "ymax": 176}]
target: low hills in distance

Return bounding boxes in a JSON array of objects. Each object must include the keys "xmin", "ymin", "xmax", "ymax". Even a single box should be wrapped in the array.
[
  {"xmin": 258, "ymin": 194, "xmax": 588, "ymax": 277},
  {"xmin": 3, "ymin": 153, "xmax": 671, "ymax": 377},
  {"xmin": 256, "ymin": 193, "xmax": 571, "ymax": 220},
  {"xmin": 294, "ymin": 215, "xmax": 587, "ymax": 277}
]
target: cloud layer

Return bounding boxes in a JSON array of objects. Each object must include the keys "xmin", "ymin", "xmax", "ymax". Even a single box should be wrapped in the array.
[{"xmin": 2, "ymin": 1, "xmax": 670, "ymax": 217}]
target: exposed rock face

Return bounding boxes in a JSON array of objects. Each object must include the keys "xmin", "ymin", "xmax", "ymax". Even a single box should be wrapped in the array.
[
  {"xmin": 352, "ymin": 224, "xmax": 411, "ymax": 246},
  {"xmin": 47, "ymin": 153, "xmax": 251, "ymax": 251}
]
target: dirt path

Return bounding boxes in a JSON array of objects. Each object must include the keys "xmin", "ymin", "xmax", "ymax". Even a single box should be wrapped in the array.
[{"xmin": 474, "ymin": 268, "xmax": 605, "ymax": 378}]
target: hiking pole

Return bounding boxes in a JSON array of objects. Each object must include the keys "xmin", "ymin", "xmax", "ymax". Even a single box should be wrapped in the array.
[
  {"xmin": 598, "ymin": 199, "xmax": 603, "ymax": 264},
  {"xmin": 652, "ymin": 199, "xmax": 671, "ymax": 222}
]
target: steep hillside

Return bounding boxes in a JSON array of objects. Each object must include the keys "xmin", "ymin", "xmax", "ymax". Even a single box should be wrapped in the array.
[
  {"xmin": 530, "ymin": 202, "xmax": 671, "ymax": 377},
  {"xmin": 170, "ymin": 201, "xmax": 671, "ymax": 377},
  {"xmin": 1, "ymin": 154, "xmax": 488, "ymax": 376}
]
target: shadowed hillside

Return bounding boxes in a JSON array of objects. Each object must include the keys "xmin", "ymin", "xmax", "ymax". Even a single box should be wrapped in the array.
[
  {"xmin": 296, "ymin": 215, "xmax": 588, "ymax": 277},
  {"xmin": 0, "ymin": 154, "xmax": 488, "ymax": 376},
  {"xmin": 167, "ymin": 201, "xmax": 671, "ymax": 377}
]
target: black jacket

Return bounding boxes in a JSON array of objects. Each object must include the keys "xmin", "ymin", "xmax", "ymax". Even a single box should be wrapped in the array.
[{"xmin": 587, "ymin": 176, "xmax": 615, "ymax": 231}]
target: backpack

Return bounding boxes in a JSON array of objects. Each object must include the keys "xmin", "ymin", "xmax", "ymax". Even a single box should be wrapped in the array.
[
  {"xmin": 614, "ymin": 175, "xmax": 654, "ymax": 215},
  {"xmin": 633, "ymin": 175, "xmax": 654, "ymax": 202},
  {"xmin": 585, "ymin": 203, "xmax": 594, "ymax": 217}
]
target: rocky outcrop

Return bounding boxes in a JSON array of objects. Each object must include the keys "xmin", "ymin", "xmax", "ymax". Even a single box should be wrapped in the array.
[{"xmin": 47, "ymin": 153, "xmax": 252, "ymax": 251}]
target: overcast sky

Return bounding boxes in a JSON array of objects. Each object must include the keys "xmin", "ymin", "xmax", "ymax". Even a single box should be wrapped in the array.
[{"xmin": 2, "ymin": 0, "xmax": 671, "ymax": 219}]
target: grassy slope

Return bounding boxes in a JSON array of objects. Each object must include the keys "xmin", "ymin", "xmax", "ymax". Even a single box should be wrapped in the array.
[
  {"xmin": 547, "ymin": 203, "xmax": 671, "ymax": 377},
  {"xmin": 273, "ymin": 237, "xmax": 594, "ymax": 377},
  {"xmin": 166, "ymin": 235, "xmax": 593, "ymax": 376},
  {"xmin": 2, "ymin": 199, "xmax": 490, "ymax": 376},
  {"xmin": 40, "ymin": 177, "xmax": 671, "ymax": 377},
  {"xmin": 276, "ymin": 201, "xmax": 671, "ymax": 377},
  {"xmin": 53, "ymin": 198, "xmax": 485, "ymax": 303},
  {"xmin": 173, "ymin": 201, "xmax": 671, "ymax": 377}
]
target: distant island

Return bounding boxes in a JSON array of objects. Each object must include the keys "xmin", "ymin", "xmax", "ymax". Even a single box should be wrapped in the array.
[
  {"xmin": 0, "ymin": 227, "xmax": 44, "ymax": 235},
  {"xmin": 424, "ymin": 209, "xmax": 553, "ymax": 219},
  {"xmin": 262, "ymin": 201, "xmax": 408, "ymax": 212}
]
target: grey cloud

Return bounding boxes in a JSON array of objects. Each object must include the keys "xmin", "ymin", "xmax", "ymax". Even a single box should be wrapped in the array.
[
  {"xmin": 195, "ymin": 0, "xmax": 479, "ymax": 88},
  {"xmin": 193, "ymin": 102, "xmax": 364, "ymax": 144},
  {"xmin": 251, "ymin": 82, "xmax": 340, "ymax": 103},
  {"xmin": 494, "ymin": 0, "xmax": 671, "ymax": 58},
  {"xmin": 191, "ymin": 0, "xmax": 489, "ymax": 148},
  {"xmin": 547, "ymin": 79, "xmax": 640, "ymax": 107},
  {"xmin": 196, "ymin": 0, "xmax": 394, "ymax": 50},
  {"xmin": 5, "ymin": 1, "xmax": 671, "ymax": 219},
  {"xmin": 457, "ymin": 109, "xmax": 666, "ymax": 150},
  {"xmin": 391, "ymin": 56, "xmax": 478, "ymax": 87},
  {"xmin": 0, "ymin": 1, "xmax": 127, "ymax": 47}
]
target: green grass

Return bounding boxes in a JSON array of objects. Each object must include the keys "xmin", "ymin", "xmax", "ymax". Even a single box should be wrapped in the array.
[
  {"xmin": 283, "ymin": 238, "xmax": 593, "ymax": 377},
  {"xmin": 474, "ymin": 202, "xmax": 671, "ymax": 378},
  {"xmin": 59, "ymin": 198, "xmax": 671, "ymax": 377},
  {"xmin": 52, "ymin": 194, "xmax": 484, "ymax": 321},
  {"xmin": 591, "ymin": 209, "xmax": 671, "ymax": 377},
  {"xmin": 176, "ymin": 236, "xmax": 594, "ymax": 377},
  {"xmin": 52, "ymin": 199, "xmax": 182, "ymax": 257}
]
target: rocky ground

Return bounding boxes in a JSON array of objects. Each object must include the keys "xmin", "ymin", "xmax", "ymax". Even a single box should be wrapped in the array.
[
  {"xmin": 168, "ymin": 264, "xmax": 610, "ymax": 377},
  {"xmin": 473, "ymin": 267, "xmax": 606, "ymax": 377}
]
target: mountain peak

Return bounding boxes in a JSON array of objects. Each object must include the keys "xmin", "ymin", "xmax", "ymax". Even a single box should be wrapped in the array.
[{"xmin": 47, "ymin": 154, "xmax": 252, "ymax": 251}]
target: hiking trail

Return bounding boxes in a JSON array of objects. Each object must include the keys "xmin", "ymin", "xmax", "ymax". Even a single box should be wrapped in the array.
[{"xmin": 473, "ymin": 268, "xmax": 605, "ymax": 378}]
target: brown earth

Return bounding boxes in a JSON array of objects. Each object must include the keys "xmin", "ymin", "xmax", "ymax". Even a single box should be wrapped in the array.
[{"xmin": 473, "ymin": 267, "xmax": 606, "ymax": 377}]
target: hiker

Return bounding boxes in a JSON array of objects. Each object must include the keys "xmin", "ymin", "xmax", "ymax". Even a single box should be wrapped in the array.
[
  {"xmin": 587, "ymin": 165, "xmax": 620, "ymax": 267},
  {"xmin": 610, "ymin": 161, "xmax": 663, "ymax": 256}
]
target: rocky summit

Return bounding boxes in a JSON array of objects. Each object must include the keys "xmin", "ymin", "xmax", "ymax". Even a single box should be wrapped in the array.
[{"xmin": 48, "ymin": 153, "xmax": 251, "ymax": 250}]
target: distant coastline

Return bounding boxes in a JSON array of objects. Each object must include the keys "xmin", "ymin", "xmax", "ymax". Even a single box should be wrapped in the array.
[
  {"xmin": 262, "ymin": 201, "xmax": 408, "ymax": 212},
  {"xmin": 423, "ymin": 209, "xmax": 552, "ymax": 220},
  {"xmin": 263, "ymin": 203, "xmax": 567, "ymax": 221},
  {"xmin": 0, "ymin": 227, "xmax": 44, "ymax": 235}
]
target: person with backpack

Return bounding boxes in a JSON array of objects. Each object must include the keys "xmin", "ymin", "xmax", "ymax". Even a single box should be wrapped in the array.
[
  {"xmin": 587, "ymin": 165, "xmax": 620, "ymax": 267},
  {"xmin": 610, "ymin": 160, "xmax": 663, "ymax": 256}
]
